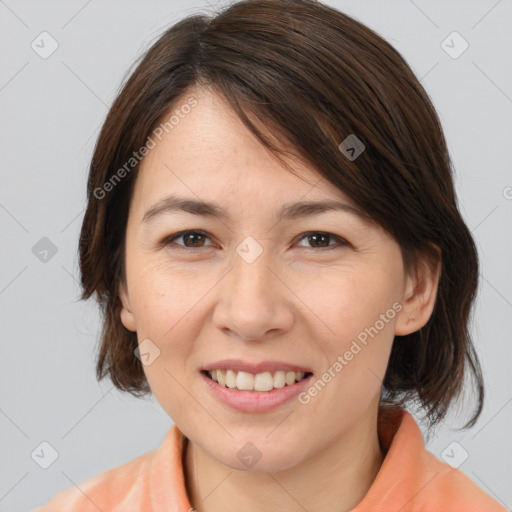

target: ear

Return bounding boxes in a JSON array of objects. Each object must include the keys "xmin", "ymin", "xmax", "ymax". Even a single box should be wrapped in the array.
[
  {"xmin": 394, "ymin": 245, "xmax": 441, "ymax": 336},
  {"xmin": 119, "ymin": 280, "xmax": 137, "ymax": 332}
]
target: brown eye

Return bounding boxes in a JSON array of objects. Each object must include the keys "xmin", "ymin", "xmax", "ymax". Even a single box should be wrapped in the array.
[
  {"xmin": 161, "ymin": 230, "xmax": 349, "ymax": 252},
  {"xmin": 182, "ymin": 231, "xmax": 207, "ymax": 247},
  {"xmin": 164, "ymin": 230, "xmax": 213, "ymax": 249},
  {"xmin": 296, "ymin": 231, "xmax": 348, "ymax": 250},
  {"xmin": 307, "ymin": 233, "xmax": 330, "ymax": 248}
]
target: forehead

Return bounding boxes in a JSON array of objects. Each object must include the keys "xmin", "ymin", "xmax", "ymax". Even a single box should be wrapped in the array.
[{"xmin": 130, "ymin": 86, "xmax": 362, "ymax": 221}]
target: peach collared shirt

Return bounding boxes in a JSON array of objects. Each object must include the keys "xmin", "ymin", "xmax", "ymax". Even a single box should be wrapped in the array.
[{"xmin": 33, "ymin": 407, "xmax": 507, "ymax": 511}]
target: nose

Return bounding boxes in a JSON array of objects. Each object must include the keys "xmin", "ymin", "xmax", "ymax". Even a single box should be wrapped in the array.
[{"xmin": 212, "ymin": 243, "xmax": 294, "ymax": 342}]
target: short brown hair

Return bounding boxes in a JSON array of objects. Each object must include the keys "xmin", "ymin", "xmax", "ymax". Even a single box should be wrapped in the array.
[{"xmin": 79, "ymin": 0, "xmax": 484, "ymax": 430}]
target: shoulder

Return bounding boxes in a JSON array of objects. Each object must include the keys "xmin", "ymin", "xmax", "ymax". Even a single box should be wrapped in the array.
[
  {"xmin": 31, "ymin": 449, "xmax": 156, "ymax": 511},
  {"xmin": 356, "ymin": 407, "xmax": 508, "ymax": 511},
  {"xmin": 416, "ymin": 450, "xmax": 508, "ymax": 511}
]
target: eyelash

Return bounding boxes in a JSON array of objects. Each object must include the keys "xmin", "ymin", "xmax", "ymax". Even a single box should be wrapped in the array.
[{"xmin": 161, "ymin": 230, "xmax": 350, "ymax": 252}]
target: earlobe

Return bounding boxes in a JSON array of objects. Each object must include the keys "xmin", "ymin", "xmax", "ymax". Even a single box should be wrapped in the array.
[
  {"xmin": 119, "ymin": 283, "xmax": 137, "ymax": 332},
  {"xmin": 394, "ymin": 246, "xmax": 441, "ymax": 336}
]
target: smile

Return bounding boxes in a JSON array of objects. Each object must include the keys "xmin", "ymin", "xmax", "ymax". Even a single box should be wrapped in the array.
[
  {"xmin": 200, "ymin": 369, "xmax": 314, "ymax": 413},
  {"xmin": 204, "ymin": 369, "xmax": 312, "ymax": 392}
]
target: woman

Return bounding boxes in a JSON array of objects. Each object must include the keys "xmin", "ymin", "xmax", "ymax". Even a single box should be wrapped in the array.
[{"xmin": 33, "ymin": 0, "xmax": 507, "ymax": 510}]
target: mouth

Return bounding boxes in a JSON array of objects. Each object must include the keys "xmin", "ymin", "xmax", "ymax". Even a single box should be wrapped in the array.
[
  {"xmin": 201, "ymin": 369, "xmax": 314, "ymax": 392},
  {"xmin": 199, "ymin": 360, "xmax": 315, "ymax": 413}
]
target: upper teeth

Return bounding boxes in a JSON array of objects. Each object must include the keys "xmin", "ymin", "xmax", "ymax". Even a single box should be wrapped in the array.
[{"xmin": 209, "ymin": 369, "xmax": 307, "ymax": 392}]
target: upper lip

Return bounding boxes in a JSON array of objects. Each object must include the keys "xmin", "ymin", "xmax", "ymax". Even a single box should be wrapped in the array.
[{"xmin": 202, "ymin": 359, "xmax": 313, "ymax": 374}]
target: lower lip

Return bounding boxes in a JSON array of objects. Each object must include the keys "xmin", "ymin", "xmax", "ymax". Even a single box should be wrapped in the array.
[{"xmin": 200, "ymin": 371, "xmax": 313, "ymax": 413}]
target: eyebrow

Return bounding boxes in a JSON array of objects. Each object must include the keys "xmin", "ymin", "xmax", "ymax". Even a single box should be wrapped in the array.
[{"xmin": 142, "ymin": 194, "xmax": 367, "ymax": 224}]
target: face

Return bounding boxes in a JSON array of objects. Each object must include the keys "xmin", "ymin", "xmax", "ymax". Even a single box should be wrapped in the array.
[{"xmin": 119, "ymin": 86, "xmax": 419, "ymax": 472}]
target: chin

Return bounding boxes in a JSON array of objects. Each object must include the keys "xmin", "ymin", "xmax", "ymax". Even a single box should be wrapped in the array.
[{"xmin": 206, "ymin": 439, "xmax": 308, "ymax": 474}]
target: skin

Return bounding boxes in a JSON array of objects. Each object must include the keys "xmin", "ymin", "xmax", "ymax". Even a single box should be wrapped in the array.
[{"xmin": 119, "ymin": 85, "xmax": 440, "ymax": 512}]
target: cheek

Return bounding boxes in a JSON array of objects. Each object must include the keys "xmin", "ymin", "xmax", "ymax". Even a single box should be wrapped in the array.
[
  {"xmin": 308, "ymin": 267, "xmax": 399, "ymax": 380},
  {"xmin": 129, "ymin": 264, "xmax": 199, "ymax": 336},
  {"xmin": 126, "ymin": 271, "xmax": 195, "ymax": 388},
  {"xmin": 309, "ymin": 266, "xmax": 397, "ymax": 333},
  {"xmin": 128, "ymin": 269, "xmax": 203, "ymax": 417}
]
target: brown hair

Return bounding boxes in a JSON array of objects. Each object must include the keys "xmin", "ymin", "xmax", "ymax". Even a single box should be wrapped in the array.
[{"xmin": 79, "ymin": 0, "xmax": 484, "ymax": 429}]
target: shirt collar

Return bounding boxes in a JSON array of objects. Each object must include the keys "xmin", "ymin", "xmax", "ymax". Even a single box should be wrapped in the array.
[{"xmin": 148, "ymin": 405, "xmax": 496, "ymax": 511}]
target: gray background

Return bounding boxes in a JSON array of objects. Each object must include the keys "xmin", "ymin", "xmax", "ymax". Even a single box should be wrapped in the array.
[{"xmin": 1, "ymin": 0, "xmax": 511, "ymax": 510}]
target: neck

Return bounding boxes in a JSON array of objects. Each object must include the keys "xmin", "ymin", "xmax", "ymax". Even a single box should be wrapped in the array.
[{"xmin": 184, "ymin": 399, "xmax": 384, "ymax": 512}]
